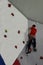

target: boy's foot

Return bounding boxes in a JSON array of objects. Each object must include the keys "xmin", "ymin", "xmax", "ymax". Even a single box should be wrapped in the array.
[
  {"xmin": 33, "ymin": 48, "xmax": 37, "ymax": 52},
  {"xmin": 26, "ymin": 51, "xmax": 31, "ymax": 54},
  {"xmin": 26, "ymin": 50, "xmax": 31, "ymax": 54}
]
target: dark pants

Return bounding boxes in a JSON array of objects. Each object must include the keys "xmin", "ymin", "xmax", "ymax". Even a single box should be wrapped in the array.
[{"xmin": 26, "ymin": 35, "xmax": 36, "ymax": 51}]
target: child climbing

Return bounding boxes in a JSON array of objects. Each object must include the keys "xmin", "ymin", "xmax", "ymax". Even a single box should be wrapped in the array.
[{"xmin": 26, "ymin": 24, "xmax": 37, "ymax": 54}]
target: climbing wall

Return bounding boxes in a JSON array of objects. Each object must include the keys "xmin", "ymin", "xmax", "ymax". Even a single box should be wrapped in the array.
[{"xmin": 0, "ymin": 0, "xmax": 43, "ymax": 65}]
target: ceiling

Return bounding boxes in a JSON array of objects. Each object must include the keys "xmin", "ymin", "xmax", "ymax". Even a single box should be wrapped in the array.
[{"xmin": 9, "ymin": 0, "xmax": 43, "ymax": 24}]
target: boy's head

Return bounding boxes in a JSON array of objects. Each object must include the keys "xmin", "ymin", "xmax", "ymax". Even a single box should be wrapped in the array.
[{"xmin": 32, "ymin": 24, "xmax": 36, "ymax": 27}]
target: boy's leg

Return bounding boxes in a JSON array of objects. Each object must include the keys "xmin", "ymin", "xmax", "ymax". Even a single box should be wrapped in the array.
[
  {"xmin": 26, "ymin": 38, "xmax": 32, "ymax": 54},
  {"xmin": 28, "ymin": 39, "xmax": 32, "ymax": 50},
  {"xmin": 32, "ymin": 38, "xmax": 37, "ymax": 51},
  {"xmin": 28, "ymin": 35, "xmax": 33, "ymax": 49}
]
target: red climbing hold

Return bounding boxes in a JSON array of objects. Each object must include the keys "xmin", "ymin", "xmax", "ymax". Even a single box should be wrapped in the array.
[
  {"xmin": 8, "ymin": 3, "xmax": 11, "ymax": 7},
  {"xmin": 23, "ymin": 41, "xmax": 25, "ymax": 44},
  {"xmin": 20, "ymin": 56, "xmax": 23, "ymax": 59},
  {"xmin": 13, "ymin": 59, "xmax": 21, "ymax": 65},
  {"xmin": 11, "ymin": 13, "xmax": 14, "ymax": 16},
  {"xmin": 18, "ymin": 30, "xmax": 20, "ymax": 34},
  {"xmin": 4, "ymin": 35, "xmax": 7, "ymax": 38},
  {"xmin": 40, "ymin": 56, "xmax": 43, "ymax": 59},
  {"xmin": 15, "ymin": 45, "xmax": 17, "ymax": 49}
]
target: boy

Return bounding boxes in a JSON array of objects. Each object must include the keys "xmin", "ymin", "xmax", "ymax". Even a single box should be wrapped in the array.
[{"xmin": 26, "ymin": 24, "xmax": 37, "ymax": 54}]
